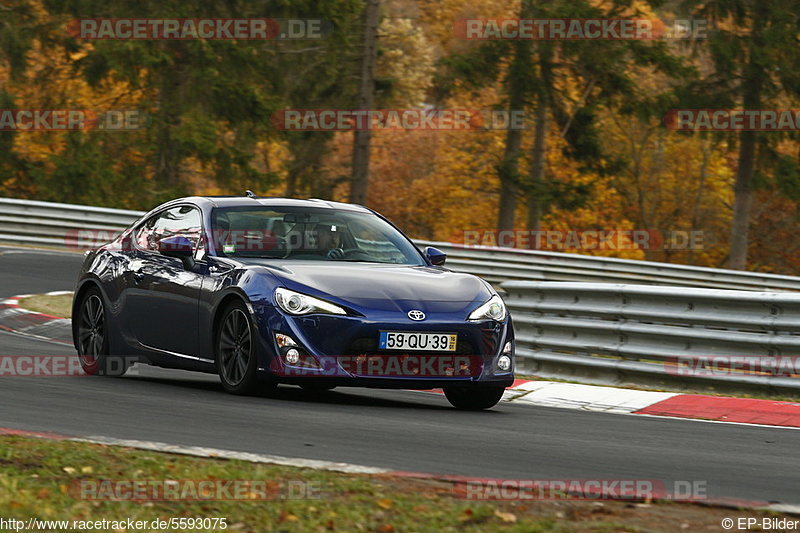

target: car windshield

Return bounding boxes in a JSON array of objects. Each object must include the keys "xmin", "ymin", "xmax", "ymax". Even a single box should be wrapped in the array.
[{"xmin": 210, "ymin": 206, "xmax": 425, "ymax": 265}]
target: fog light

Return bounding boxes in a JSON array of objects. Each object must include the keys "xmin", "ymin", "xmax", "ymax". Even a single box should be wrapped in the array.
[
  {"xmin": 285, "ymin": 348, "xmax": 300, "ymax": 364},
  {"xmin": 503, "ymin": 341, "xmax": 512, "ymax": 354},
  {"xmin": 497, "ymin": 355, "xmax": 511, "ymax": 371}
]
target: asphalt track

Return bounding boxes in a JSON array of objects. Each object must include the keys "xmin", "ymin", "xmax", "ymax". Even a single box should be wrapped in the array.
[{"xmin": 0, "ymin": 245, "xmax": 798, "ymax": 505}]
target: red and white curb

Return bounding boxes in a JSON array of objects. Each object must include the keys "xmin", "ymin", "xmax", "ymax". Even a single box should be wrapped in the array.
[
  {"xmin": 503, "ymin": 379, "xmax": 800, "ymax": 429},
  {"xmin": 0, "ymin": 291, "xmax": 73, "ymax": 344}
]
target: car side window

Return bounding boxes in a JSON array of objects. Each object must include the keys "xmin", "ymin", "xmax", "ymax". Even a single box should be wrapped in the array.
[
  {"xmin": 134, "ymin": 215, "xmax": 158, "ymax": 250},
  {"xmin": 135, "ymin": 206, "xmax": 204, "ymax": 258}
]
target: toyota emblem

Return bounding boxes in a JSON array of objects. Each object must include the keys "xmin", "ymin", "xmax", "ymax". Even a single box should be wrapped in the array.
[{"xmin": 407, "ymin": 310, "xmax": 426, "ymax": 321}]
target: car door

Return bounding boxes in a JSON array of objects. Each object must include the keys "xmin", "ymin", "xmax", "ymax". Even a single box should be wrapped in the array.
[{"xmin": 126, "ymin": 205, "xmax": 205, "ymax": 357}]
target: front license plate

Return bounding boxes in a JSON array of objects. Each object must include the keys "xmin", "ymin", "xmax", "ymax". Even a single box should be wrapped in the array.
[{"xmin": 378, "ymin": 331, "xmax": 457, "ymax": 352}]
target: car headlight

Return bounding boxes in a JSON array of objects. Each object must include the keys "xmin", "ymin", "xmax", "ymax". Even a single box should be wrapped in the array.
[
  {"xmin": 468, "ymin": 294, "xmax": 506, "ymax": 321},
  {"xmin": 274, "ymin": 288, "xmax": 347, "ymax": 316}
]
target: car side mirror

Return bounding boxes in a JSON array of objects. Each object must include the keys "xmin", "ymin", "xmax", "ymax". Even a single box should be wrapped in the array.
[
  {"xmin": 159, "ymin": 236, "xmax": 195, "ymax": 269},
  {"xmin": 424, "ymin": 246, "xmax": 447, "ymax": 266}
]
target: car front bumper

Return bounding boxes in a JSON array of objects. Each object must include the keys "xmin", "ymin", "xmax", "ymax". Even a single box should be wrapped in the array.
[{"xmin": 252, "ymin": 304, "xmax": 515, "ymax": 387}]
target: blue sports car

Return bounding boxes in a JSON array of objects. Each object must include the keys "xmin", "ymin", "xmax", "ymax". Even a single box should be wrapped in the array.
[{"xmin": 71, "ymin": 194, "xmax": 515, "ymax": 409}]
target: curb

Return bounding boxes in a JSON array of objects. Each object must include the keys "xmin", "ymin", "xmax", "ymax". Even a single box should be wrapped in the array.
[
  {"xmin": 504, "ymin": 379, "xmax": 800, "ymax": 429},
  {"xmin": 0, "ymin": 291, "xmax": 73, "ymax": 345}
]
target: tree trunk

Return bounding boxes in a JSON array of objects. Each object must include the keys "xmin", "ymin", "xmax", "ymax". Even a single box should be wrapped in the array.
[
  {"xmin": 728, "ymin": 129, "xmax": 757, "ymax": 269},
  {"xmin": 497, "ymin": 128, "xmax": 523, "ymax": 232},
  {"xmin": 526, "ymin": 98, "xmax": 547, "ymax": 239},
  {"xmin": 496, "ymin": 4, "xmax": 532, "ymax": 232},
  {"xmin": 349, "ymin": 0, "xmax": 380, "ymax": 205},
  {"xmin": 286, "ymin": 134, "xmax": 331, "ymax": 197},
  {"xmin": 687, "ymin": 140, "xmax": 711, "ymax": 265},
  {"xmin": 155, "ymin": 64, "xmax": 182, "ymax": 191},
  {"xmin": 526, "ymin": 44, "xmax": 553, "ymax": 242},
  {"xmin": 728, "ymin": 13, "xmax": 764, "ymax": 270}
]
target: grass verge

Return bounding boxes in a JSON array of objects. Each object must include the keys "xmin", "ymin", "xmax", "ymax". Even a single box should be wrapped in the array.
[{"xmin": 17, "ymin": 293, "xmax": 72, "ymax": 319}]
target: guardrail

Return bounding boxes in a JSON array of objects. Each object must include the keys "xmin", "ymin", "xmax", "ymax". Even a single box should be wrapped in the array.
[
  {"xmin": 2, "ymin": 197, "xmax": 800, "ymax": 292},
  {"xmin": 414, "ymin": 240, "xmax": 800, "ymax": 292},
  {"xmin": 502, "ymin": 281, "xmax": 800, "ymax": 394},
  {"xmin": 0, "ymin": 197, "xmax": 144, "ymax": 248}
]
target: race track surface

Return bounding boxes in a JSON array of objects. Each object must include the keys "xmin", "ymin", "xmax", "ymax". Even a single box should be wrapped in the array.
[{"xmin": 0, "ymin": 246, "xmax": 797, "ymax": 505}]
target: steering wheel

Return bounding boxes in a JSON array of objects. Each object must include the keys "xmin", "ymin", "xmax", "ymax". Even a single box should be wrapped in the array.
[{"xmin": 326, "ymin": 248, "xmax": 370, "ymax": 261}]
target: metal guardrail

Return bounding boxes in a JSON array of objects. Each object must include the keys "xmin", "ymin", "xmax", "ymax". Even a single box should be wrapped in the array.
[
  {"xmin": 502, "ymin": 281, "xmax": 800, "ymax": 393},
  {"xmin": 2, "ymin": 197, "xmax": 800, "ymax": 292},
  {"xmin": 414, "ymin": 240, "xmax": 800, "ymax": 292},
  {"xmin": 0, "ymin": 197, "xmax": 144, "ymax": 248}
]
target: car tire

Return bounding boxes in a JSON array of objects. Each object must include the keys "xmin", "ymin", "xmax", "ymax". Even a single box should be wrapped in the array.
[
  {"xmin": 76, "ymin": 287, "xmax": 127, "ymax": 377},
  {"xmin": 215, "ymin": 300, "xmax": 264, "ymax": 395},
  {"xmin": 443, "ymin": 386, "xmax": 505, "ymax": 410}
]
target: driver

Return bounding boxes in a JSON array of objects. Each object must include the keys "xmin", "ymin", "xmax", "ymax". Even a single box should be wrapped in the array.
[{"xmin": 316, "ymin": 223, "xmax": 345, "ymax": 259}]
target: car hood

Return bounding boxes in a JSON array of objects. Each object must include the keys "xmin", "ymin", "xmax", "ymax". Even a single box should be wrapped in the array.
[{"xmin": 243, "ymin": 260, "xmax": 493, "ymax": 312}]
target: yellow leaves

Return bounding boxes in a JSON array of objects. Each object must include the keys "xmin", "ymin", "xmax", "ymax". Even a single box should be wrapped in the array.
[
  {"xmin": 377, "ymin": 18, "xmax": 435, "ymax": 107},
  {"xmin": 376, "ymin": 498, "xmax": 393, "ymax": 510},
  {"xmin": 493, "ymin": 509, "xmax": 517, "ymax": 523},
  {"xmin": 416, "ymin": 0, "xmax": 518, "ymax": 54}
]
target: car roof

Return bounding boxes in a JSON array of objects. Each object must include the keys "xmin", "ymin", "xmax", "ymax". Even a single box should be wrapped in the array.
[{"xmin": 167, "ymin": 196, "xmax": 374, "ymax": 214}]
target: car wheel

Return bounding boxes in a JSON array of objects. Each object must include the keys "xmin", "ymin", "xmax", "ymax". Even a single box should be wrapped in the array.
[
  {"xmin": 443, "ymin": 386, "xmax": 505, "ymax": 410},
  {"xmin": 76, "ymin": 288, "xmax": 127, "ymax": 376},
  {"xmin": 216, "ymin": 301, "xmax": 262, "ymax": 395}
]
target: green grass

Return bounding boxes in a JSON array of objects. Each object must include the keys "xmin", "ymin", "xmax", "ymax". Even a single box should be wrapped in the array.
[
  {"xmin": 0, "ymin": 436, "xmax": 775, "ymax": 532},
  {"xmin": 17, "ymin": 293, "xmax": 73, "ymax": 319}
]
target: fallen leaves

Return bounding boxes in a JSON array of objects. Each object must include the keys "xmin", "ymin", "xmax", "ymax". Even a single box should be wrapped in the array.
[
  {"xmin": 277, "ymin": 509, "xmax": 298, "ymax": 523},
  {"xmin": 494, "ymin": 510, "xmax": 517, "ymax": 523},
  {"xmin": 376, "ymin": 498, "xmax": 393, "ymax": 510}
]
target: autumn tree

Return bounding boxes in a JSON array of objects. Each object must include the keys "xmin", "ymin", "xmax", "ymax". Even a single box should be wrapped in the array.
[
  {"xmin": 682, "ymin": 0, "xmax": 800, "ymax": 269},
  {"xmin": 438, "ymin": 0, "xmax": 687, "ymax": 235}
]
